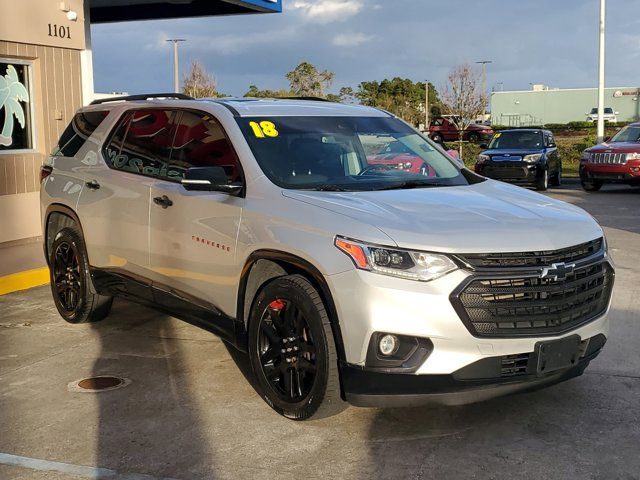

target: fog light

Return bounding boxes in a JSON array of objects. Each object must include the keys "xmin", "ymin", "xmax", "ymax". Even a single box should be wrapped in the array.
[{"xmin": 379, "ymin": 334, "xmax": 399, "ymax": 356}]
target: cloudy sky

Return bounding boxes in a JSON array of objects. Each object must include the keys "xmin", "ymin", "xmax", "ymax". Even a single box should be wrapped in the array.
[{"xmin": 92, "ymin": 0, "xmax": 640, "ymax": 97}]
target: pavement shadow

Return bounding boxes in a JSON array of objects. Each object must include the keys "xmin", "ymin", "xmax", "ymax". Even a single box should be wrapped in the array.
[
  {"xmin": 90, "ymin": 299, "xmax": 216, "ymax": 479},
  {"xmin": 364, "ymin": 374, "xmax": 640, "ymax": 479}
]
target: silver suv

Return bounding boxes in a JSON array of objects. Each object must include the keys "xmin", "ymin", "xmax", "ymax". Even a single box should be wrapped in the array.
[{"xmin": 41, "ymin": 95, "xmax": 614, "ymax": 420}]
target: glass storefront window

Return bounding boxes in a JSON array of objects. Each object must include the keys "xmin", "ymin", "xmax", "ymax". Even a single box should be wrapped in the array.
[{"xmin": 0, "ymin": 60, "xmax": 33, "ymax": 151}]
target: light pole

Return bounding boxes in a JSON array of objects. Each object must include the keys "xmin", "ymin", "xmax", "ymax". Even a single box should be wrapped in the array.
[
  {"xmin": 166, "ymin": 38, "xmax": 185, "ymax": 93},
  {"xmin": 425, "ymin": 80, "xmax": 430, "ymax": 131},
  {"xmin": 596, "ymin": 0, "xmax": 606, "ymax": 143},
  {"xmin": 476, "ymin": 60, "xmax": 492, "ymax": 116}
]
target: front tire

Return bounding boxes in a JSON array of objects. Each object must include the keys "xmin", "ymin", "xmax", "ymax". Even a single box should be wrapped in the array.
[
  {"xmin": 581, "ymin": 178, "xmax": 603, "ymax": 192},
  {"xmin": 535, "ymin": 168, "xmax": 549, "ymax": 191},
  {"xmin": 49, "ymin": 226, "xmax": 113, "ymax": 324},
  {"xmin": 248, "ymin": 274, "xmax": 345, "ymax": 420}
]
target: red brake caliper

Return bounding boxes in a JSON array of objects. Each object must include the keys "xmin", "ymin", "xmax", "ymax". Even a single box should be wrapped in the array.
[{"xmin": 268, "ymin": 299, "xmax": 286, "ymax": 311}]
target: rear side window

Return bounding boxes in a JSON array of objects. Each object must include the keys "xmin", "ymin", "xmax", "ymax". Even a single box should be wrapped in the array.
[
  {"xmin": 53, "ymin": 110, "xmax": 109, "ymax": 157},
  {"xmin": 103, "ymin": 109, "xmax": 181, "ymax": 180}
]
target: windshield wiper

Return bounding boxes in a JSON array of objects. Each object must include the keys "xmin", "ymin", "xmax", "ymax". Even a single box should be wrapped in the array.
[
  {"xmin": 313, "ymin": 184, "xmax": 349, "ymax": 191},
  {"xmin": 376, "ymin": 180, "xmax": 447, "ymax": 190}
]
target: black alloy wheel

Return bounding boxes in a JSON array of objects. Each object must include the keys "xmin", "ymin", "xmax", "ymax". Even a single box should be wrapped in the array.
[
  {"xmin": 49, "ymin": 226, "xmax": 113, "ymax": 324},
  {"xmin": 248, "ymin": 274, "xmax": 344, "ymax": 420},
  {"xmin": 53, "ymin": 241, "xmax": 81, "ymax": 313},
  {"xmin": 257, "ymin": 298, "xmax": 317, "ymax": 402}
]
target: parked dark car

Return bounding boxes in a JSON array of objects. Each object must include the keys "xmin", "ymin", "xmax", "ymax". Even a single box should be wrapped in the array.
[
  {"xmin": 579, "ymin": 122, "xmax": 640, "ymax": 191},
  {"xmin": 474, "ymin": 129, "xmax": 561, "ymax": 191}
]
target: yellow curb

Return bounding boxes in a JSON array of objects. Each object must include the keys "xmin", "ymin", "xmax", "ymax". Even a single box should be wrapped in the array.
[{"xmin": 0, "ymin": 267, "xmax": 50, "ymax": 295}]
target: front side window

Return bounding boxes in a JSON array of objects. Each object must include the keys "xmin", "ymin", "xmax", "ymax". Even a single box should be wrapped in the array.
[
  {"xmin": 610, "ymin": 126, "xmax": 640, "ymax": 143},
  {"xmin": 489, "ymin": 131, "xmax": 543, "ymax": 150},
  {"xmin": 0, "ymin": 60, "xmax": 33, "ymax": 151},
  {"xmin": 237, "ymin": 116, "xmax": 475, "ymax": 191},
  {"xmin": 170, "ymin": 111, "xmax": 242, "ymax": 182}
]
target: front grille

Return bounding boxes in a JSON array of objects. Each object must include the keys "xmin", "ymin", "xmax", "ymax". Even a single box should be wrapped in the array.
[
  {"xmin": 457, "ymin": 238, "xmax": 602, "ymax": 269},
  {"xmin": 452, "ymin": 261, "xmax": 614, "ymax": 338},
  {"xmin": 589, "ymin": 152, "xmax": 627, "ymax": 164}
]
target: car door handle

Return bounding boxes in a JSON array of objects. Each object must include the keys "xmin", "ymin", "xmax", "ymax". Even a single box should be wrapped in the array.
[
  {"xmin": 85, "ymin": 179, "xmax": 100, "ymax": 190},
  {"xmin": 153, "ymin": 195, "xmax": 173, "ymax": 209}
]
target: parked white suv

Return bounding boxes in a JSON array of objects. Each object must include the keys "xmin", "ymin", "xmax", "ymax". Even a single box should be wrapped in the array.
[
  {"xmin": 586, "ymin": 107, "xmax": 618, "ymax": 123},
  {"xmin": 41, "ymin": 95, "xmax": 614, "ymax": 420}
]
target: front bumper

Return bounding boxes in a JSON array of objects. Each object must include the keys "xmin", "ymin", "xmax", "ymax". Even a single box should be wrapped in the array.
[
  {"xmin": 475, "ymin": 161, "xmax": 544, "ymax": 184},
  {"xmin": 326, "ymin": 256, "xmax": 613, "ymax": 405},
  {"xmin": 341, "ymin": 334, "xmax": 606, "ymax": 407},
  {"xmin": 580, "ymin": 161, "xmax": 640, "ymax": 184}
]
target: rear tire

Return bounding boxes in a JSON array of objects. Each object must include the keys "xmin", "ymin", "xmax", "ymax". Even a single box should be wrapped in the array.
[
  {"xmin": 535, "ymin": 168, "xmax": 549, "ymax": 191},
  {"xmin": 49, "ymin": 226, "xmax": 113, "ymax": 324},
  {"xmin": 581, "ymin": 178, "xmax": 603, "ymax": 192},
  {"xmin": 248, "ymin": 274, "xmax": 345, "ymax": 420},
  {"xmin": 550, "ymin": 166, "xmax": 562, "ymax": 187}
]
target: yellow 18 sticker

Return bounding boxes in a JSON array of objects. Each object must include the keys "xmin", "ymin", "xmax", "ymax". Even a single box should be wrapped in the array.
[
  {"xmin": 494, "ymin": 132, "xmax": 501, "ymax": 138},
  {"xmin": 249, "ymin": 120, "xmax": 279, "ymax": 138}
]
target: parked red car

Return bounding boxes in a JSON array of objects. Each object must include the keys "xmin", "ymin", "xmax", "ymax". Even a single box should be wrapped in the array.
[
  {"xmin": 580, "ymin": 122, "xmax": 640, "ymax": 191},
  {"xmin": 366, "ymin": 141, "xmax": 434, "ymax": 175},
  {"xmin": 429, "ymin": 115, "xmax": 493, "ymax": 143}
]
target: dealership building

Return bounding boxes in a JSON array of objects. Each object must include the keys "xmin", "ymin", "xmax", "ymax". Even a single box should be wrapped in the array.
[
  {"xmin": 0, "ymin": 0, "xmax": 281, "ymax": 246},
  {"xmin": 491, "ymin": 85, "xmax": 640, "ymax": 126}
]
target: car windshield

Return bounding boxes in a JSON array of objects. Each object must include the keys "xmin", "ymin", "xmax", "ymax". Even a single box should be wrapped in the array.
[
  {"xmin": 590, "ymin": 108, "xmax": 613, "ymax": 114},
  {"xmin": 236, "ymin": 116, "xmax": 478, "ymax": 191},
  {"xmin": 488, "ymin": 131, "xmax": 543, "ymax": 150},
  {"xmin": 609, "ymin": 126, "xmax": 640, "ymax": 143}
]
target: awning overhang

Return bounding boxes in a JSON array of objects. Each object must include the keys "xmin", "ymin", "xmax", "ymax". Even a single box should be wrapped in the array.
[{"xmin": 89, "ymin": 0, "xmax": 281, "ymax": 23}]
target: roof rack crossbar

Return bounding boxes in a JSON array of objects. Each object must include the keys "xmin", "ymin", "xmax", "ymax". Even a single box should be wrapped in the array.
[{"xmin": 90, "ymin": 93, "xmax": 194, "ymax": 105}]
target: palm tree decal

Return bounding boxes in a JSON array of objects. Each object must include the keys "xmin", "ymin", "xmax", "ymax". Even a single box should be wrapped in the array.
[{"xmin": 0, "ymin": 65, "xmax": 30, "ymax": 147}]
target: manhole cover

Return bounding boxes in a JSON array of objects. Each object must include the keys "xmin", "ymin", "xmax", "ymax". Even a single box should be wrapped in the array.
[{"xmin": 68, "ymin": 376, "xmax": 131, "ymax": 393}]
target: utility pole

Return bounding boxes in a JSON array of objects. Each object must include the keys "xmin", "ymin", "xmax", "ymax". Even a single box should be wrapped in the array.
[
  {"xmin": 425, "ymin": 80, "xmax": 430, "ymax": 132},
  {"xmin": 596, "ymin": 0, "xmax": 606, "ymax": 143},
  {"xmin": 166, "ymin": 39, "xmax": 186, "ymax": 93},
  {"xmin": 476, "ymin": 60, "xmax": 492, "ymax": 116}
]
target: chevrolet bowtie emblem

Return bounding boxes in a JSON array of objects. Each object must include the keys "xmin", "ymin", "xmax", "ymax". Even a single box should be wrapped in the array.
[{"xmin": 540, "ymin": 262, "xmax": 575, "ymax": 281}]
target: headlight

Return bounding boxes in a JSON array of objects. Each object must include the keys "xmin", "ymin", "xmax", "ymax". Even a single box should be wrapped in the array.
[
  {"xmin": 477, "ymin": 154, "xmax": 490, "ymax": 164},
  {"xmin": 335, "ymin": 237, "xmax": 458, "ymax": 282},
  {"xmin": 523, "ymin": 154, "xmax": 543, "ymax": 162},
  {"xmin": 626, "ymin": 152, "xmax": 640, "ymax": 161},
  {"xmin": 581, "ymin": 151, "xmax": 591, "ymax": 161}
]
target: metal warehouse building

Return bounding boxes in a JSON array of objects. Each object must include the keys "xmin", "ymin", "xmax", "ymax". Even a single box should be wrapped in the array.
[{"xmin": 491, "ymin": 86, "xmax": 640, "ymax": 126}]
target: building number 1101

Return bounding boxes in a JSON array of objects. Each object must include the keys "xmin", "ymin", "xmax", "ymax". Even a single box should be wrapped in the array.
[{"xmin": 47, "ymin": 24, "xmax": 71, "ymax": 39}]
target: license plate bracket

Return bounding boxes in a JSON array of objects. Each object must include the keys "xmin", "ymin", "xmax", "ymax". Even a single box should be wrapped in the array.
[{"xmin": 535, "ymin": 335, "xmax": 581, "ymax": 376}]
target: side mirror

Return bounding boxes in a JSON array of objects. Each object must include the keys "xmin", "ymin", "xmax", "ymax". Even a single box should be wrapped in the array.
[
  {"xmin": 181, "ymin": 166, "xmax": 243, "ymax": 195},
  {"xmin": 479, "ymin": 143, "xmax": 488, "ymax": 149},
  {"xmin": 615, "ymin": 111, "xmax": 619, "ymax": 115}
]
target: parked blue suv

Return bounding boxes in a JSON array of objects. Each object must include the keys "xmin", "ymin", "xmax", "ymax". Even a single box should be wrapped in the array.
[{"xmin": 474, "ymin": 129, "xmax": 562, "ymax": 191}]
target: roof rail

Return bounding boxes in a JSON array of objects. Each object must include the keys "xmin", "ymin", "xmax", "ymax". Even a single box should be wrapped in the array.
[
  {"xmin": 90, "ymin": 93, "xmax": 194, "ymax": 105},
  {"xmin": 279, "ymin": 96, "xmax": 333, "ymax": 102}
]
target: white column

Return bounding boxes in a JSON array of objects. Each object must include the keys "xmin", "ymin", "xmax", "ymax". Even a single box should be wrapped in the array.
[
  {"xmin": 596, "ymin": 0, "xmax": 606, "ymax": 143},
  {"xmin": 80, "ymin": 0, "xmax": 94, "ymax": 105}
]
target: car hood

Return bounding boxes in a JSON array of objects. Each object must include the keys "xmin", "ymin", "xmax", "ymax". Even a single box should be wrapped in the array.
[
  {"xmin": 587, "ymin": 142, "xmax": 640, "ymax": 153},
  {"xmin": 282, "ymin": 179, "xmax": 602, "ymax": 253}
]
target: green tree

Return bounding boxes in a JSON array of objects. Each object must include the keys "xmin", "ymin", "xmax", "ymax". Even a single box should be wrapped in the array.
[
  {"xmin": 182, "ymin": 61, "xmax": 219, "ymax": 98},
  {"xmin": 286, "ymin": 62, "xmax": 334, "ymax": 98},
  {"xmin": 356, "ymin": 78, "xmax": 441, "ymax": 127},
  {"xmin": 244, "ymin": 85, "xmax": 293, "ymax": 98}
]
